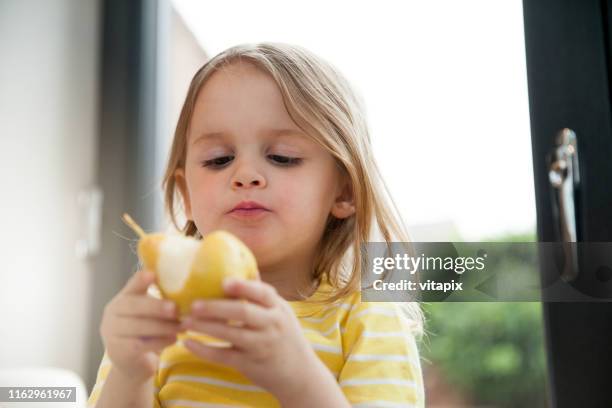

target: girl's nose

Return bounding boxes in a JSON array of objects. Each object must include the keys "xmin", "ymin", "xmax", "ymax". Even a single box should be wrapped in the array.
[
  {"xmin": 232, "ymin": 177, "xmax": 265, "ymax": 189},
  {"xmin": 231, "ymin": 168, "xmax": 266, "ymax": 189}
]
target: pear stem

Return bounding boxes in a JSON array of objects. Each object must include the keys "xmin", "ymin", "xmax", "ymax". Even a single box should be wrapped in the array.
[{"xmin": 122, "ymin": 213, "xmax": 147, "ymax": 238}]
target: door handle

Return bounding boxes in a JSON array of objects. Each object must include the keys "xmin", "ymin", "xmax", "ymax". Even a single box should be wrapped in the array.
[
  {"xmin": 75, "ymin": 186, "xmax": 104, "ymax": 259},
  {"xmin": 548, "ymin": 128, "xmax": 580, "ymax": 282}
]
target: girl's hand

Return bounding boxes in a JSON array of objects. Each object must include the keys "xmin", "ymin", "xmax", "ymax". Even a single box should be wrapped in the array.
[
  {"xmin": 99, "ymin": 269, "xmax": 183, "ymax": 384},
  {"xmin": 180, "ymin": 278, "xmax": 324, "ymax": 401}
]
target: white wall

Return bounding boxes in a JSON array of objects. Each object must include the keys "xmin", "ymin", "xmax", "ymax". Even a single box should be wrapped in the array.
[{"xmin": 0, "ymin": 0, "xmax": 100, "ymax": 382}]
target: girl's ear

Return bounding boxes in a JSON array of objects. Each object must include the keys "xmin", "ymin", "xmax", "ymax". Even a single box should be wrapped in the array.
[
  {"xmin": 174, "ymin": 168, "xmax": 192, "ymax": 220},
  {"xmin": 331, "ymin": 177, "xmax": 356, "ymax": 219}
]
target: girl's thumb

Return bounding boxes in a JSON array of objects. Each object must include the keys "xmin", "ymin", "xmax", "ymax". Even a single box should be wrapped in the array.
[
  {"xmin": 140, "ymin": 269, "xmax": 156, "ymax": 288},
  {"xmin": 124, "ymin": 269, "xmax": 155, "ymax": 294}
]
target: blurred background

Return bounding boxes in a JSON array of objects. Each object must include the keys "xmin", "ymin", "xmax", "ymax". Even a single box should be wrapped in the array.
[{"xmin": 0, "ymin": 0, "xmax": 547, "ymax": 406}]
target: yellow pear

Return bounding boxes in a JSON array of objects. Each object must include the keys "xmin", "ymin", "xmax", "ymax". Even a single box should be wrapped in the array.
[{"xmin": 122, "ymin": 213, "xmax": 259, "ymax": 316}]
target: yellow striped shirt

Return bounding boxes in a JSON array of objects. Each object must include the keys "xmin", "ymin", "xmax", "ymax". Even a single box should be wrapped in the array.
[{"xmin": 87, "ymin": 281, "xmax": 425, "ymax": 407}]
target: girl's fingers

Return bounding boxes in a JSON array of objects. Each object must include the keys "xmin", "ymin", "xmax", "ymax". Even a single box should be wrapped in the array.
[
  {"xmin": 183, "ymin": 338, "xmax": 241, "ymax": 368},
  {"xmin": 119, "ymin": 269, "xmax": 156, "ymax": 296},
  {"xmin": 108, "ymin": 336, "xmax": 177, "ymax": 358},
  {"xmin": 115, "ymin": 295, "xmax": 178, "ymax": 321},
  {"xmin": 115, "ymin": 316, "xmax": 183, "ymax": 338},
  {"xmin": 182, "ymin": 318, "xmax": 256, "ymax": 351},
  {"xmin": 138, "ymin": 336, "xmax": 180, "ymax": 353},
  {"xmin": 222, "ymin": 278, "xmax": 279, "ymax": 308},
  {"xmin": 189, "ymin": 298, "xmax": 274, "ymax": 330}
]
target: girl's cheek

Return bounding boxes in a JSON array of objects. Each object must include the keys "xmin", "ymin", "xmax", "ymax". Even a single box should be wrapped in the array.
[{"xmin": 275, "ymin": 177, "xmax": 299, "ymax": 197}]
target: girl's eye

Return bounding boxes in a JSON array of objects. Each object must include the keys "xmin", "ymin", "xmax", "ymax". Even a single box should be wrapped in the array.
[
  {"xmin": 268, "ymin": 155, "xmax": 302, "ymax": 166},
  {"xmin": 201, "ymin": 156, "xmax": 234, "ymax": 168},
  {"xmin": 200, "ymin": 155, "xmax": 302, "ymax": 169}
]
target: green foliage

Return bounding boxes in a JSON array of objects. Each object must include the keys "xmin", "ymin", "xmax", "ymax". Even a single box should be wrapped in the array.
[{"xmin": 419, "ymin": 230, "xmax": 549, "ymax": 407}]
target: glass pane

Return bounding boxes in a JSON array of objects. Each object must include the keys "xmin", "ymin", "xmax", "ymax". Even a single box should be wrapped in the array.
[{"xmin": 160, "ymin": 1, "xmax": 547, "ymax": 406}]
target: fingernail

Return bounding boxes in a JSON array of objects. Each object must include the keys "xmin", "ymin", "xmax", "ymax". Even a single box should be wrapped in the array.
[
  {"xmin": 223, "ymin": 277, "xmax": 237, "ymax": 290},
  {"xmin": 192, "ymin": 300, "xmax": 205, "ymax": 311}
]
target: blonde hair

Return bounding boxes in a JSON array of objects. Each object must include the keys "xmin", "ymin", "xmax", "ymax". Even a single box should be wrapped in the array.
[{"xmin": 161, "ymin": 42, "xmax": 424, "ymax": 338}]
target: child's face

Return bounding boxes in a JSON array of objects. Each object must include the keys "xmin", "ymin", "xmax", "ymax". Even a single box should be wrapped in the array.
[{"xmin": 174, "ymin": 61, "xmax": 355, "ymax": 270}]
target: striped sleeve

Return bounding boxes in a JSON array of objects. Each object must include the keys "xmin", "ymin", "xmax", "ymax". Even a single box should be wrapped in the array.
[
  {"xmin": 338, "ymin": 302, "xmax": 425, "ymax": 408},
  {"xmin": 86, "ymin": 350, "xmax": 161, "ymax": 408}
]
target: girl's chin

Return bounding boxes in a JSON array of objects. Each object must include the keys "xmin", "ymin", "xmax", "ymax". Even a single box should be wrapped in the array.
[
  {"xmin": 236, "ymin": 235, "xmax": 280, "ymax": 258},
  {"xmin": 224, "ymin": 229, "xmax": 268, "ymax": 249}
]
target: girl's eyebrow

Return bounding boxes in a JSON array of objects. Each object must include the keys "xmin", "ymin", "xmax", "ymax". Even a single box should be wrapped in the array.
[
  {"xmin": 191, "ymin": 132, "xmax": 224, "ymax": 147},
  {"xmin": 191, "ymin": 128, "xmax": 307, "ymax": 146}
]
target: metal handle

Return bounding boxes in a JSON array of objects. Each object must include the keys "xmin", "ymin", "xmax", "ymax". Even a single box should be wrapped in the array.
[{"xmin": 548, "ymin": 128, "xmax": 580, "ymax": 282}]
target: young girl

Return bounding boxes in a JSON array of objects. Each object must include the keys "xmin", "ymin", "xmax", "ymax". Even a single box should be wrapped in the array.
[{"xmin": 88, "ymin": 42, "xmax": 426, "ymax": 408}]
